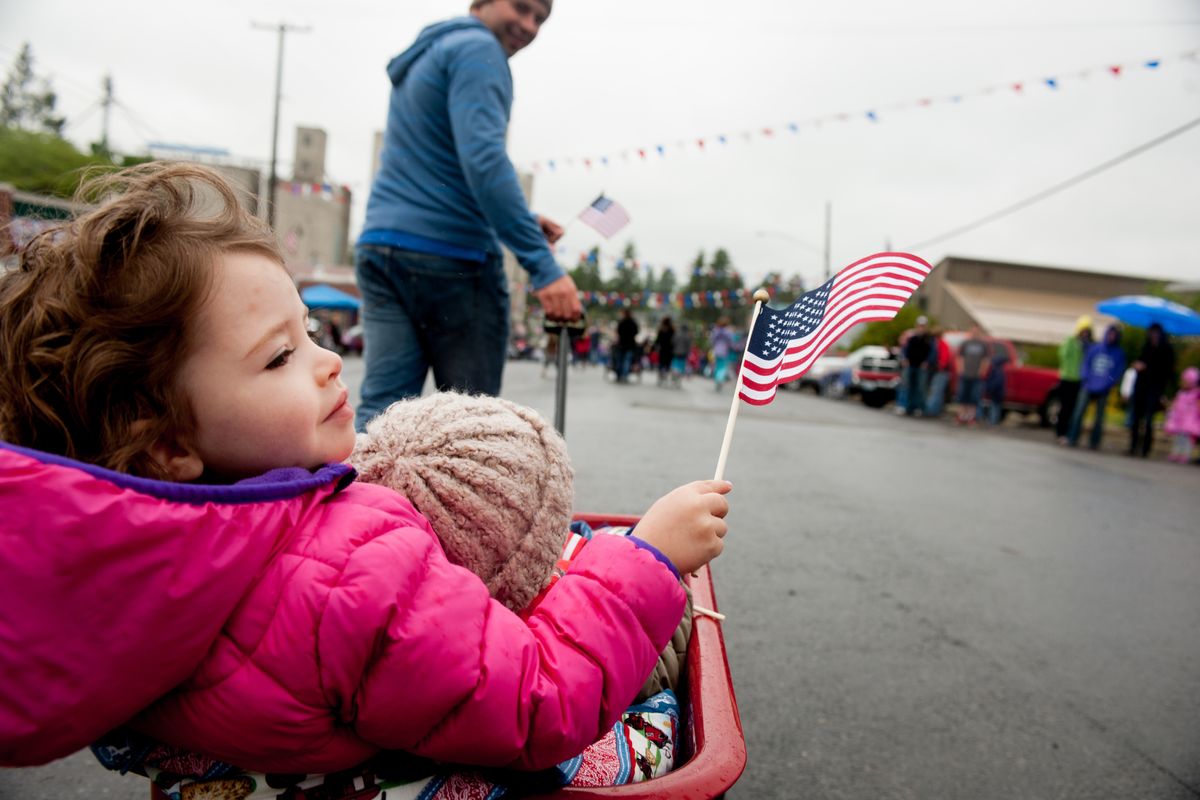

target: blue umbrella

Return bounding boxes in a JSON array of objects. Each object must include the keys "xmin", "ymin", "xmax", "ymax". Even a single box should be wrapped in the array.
[
  {"xmin": 1095, "ymin": 295, "xmax": 1200, "ymax": 336},
  {"xmin": 301, "ymin": 283, "xmax": 360, "ymax": 310}
]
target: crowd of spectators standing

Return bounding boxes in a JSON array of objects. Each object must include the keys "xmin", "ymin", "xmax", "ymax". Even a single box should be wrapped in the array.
[
  {"xmin": 893, "ymin": 314, "xmax": 1198, "ymax": 464},
  {"xmin": 523, "ymin": 314, "xmax": 742, "ymax": 389},
  {"xmin": 515, "ymin": 305, "xmax": 1198, "ymax": 464}
]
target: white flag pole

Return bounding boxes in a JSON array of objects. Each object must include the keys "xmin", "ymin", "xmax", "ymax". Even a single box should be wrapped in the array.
[{"xmin": 714, "ymin": 288, "xmax": 771, "ymax": 481}]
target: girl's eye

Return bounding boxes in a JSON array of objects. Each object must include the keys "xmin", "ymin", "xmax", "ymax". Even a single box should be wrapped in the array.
[
  {"xmin": 307, "ymin": 327, "xmax": 322, "ymax": 345},
  {"xmin": 266, "ymin": 348, "xmax": 294, "ymax": 370}
]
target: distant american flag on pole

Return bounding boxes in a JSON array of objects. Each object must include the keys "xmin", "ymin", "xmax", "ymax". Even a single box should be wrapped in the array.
[
  {"xmin": 577, "ymin": 195, "xmax": 631, "ymax": 238},
  {"xmin": 739, "ymin": 252, "xmax": 932, "ymax": 405}
]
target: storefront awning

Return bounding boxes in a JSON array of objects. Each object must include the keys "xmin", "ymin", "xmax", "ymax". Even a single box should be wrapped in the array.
[{"xmin": 943, "ymin": 282, "xmax": 1116, "ymax": 345}]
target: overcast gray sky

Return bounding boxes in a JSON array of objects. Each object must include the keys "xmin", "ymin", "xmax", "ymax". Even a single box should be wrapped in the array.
[{"xmin": 3, "ymin": 0, "xmax": 1198, "ymax": 289}]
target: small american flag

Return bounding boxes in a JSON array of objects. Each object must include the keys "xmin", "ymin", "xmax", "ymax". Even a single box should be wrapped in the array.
[
  {"xmin": 577, "ymin": 195, "xmax": 631, "ymax": 238},
  {"xmin": 739, "ymin": 252, "xmax": 932, "ymax": 405}
]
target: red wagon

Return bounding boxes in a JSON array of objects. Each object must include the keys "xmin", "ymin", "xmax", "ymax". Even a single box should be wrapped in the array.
[
  {"xmin": 534, "ymin": 324, "xmax": 747, "ymax": 798},
  {"xmin": 532, "ymin": 513, "xmax": 747, "ymax": 800},
  {"xmin": 148, "ymin": 515, "xmax": 745, "ymax": 800}
]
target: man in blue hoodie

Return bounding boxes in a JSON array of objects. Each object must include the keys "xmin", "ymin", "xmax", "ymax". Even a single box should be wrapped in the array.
[
  {"xmin": 355, "ymin": 0, "xmax": 580, "ymax": 430},
  {"xmin": 1066, "ymin": 324, "xmax": 1126, "ymax": 450}
]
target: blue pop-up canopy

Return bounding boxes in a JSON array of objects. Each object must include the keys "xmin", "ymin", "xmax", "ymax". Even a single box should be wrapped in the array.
[
  {"xmin": 301, "ymin": 284, "xmax": 361, "ymax": 310},
  {"xmin": 1096, "ymin": 295, "xmax": 1200, "ymax": 336}
]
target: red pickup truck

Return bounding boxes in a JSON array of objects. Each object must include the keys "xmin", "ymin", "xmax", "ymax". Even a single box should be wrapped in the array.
[{"xmin": 941, "ymin": 332, "xmax": 1062, "ymax": 426}]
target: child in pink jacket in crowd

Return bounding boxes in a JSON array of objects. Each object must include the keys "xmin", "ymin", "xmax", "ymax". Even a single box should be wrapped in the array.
[
  {"xmin": 1164, "ymin": 366, "xmax": 1200, "ymax": 463},
  {"xmin": 0, "ymin": 163, "xmax": 731, "ymax": 772}
]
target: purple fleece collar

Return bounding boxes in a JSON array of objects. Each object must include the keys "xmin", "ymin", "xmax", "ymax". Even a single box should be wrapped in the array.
[{"xmin": 0, "ymin": 441, "xmax": 356, "ymax": 505}]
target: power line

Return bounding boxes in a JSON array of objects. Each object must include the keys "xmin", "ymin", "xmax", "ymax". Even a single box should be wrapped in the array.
[
  {"xmin": 59, "ymin": 100, "xmax": 100, "ymax": 133},
  {"xmin": 112, "ymin": 98, "xmax": 162, "ymax": 141},
  {"xmin": 905, "ymin": 114, "xmax": 1200, "ymax": 251}
]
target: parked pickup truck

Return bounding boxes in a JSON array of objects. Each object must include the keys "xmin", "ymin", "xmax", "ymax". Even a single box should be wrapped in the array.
[{"xmin": 942, "ymin": 332, "xmax": 1062, "ymax": 426}]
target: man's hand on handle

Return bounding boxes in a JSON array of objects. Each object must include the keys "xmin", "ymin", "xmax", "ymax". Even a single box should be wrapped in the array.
[{"xmin": 536, "ymin": 274, "xmax": 583, "ymax": 322}]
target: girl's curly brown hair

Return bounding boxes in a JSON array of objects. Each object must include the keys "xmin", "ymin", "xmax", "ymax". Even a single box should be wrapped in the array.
[{"xmin": 0, "ymin": 162, "xmax": 283, "ymax": 478}]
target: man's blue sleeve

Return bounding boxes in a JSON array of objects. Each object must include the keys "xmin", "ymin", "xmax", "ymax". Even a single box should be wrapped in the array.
[{"xmin": 445, "ymin": 36, "xmax": 564, "ymax": 289}]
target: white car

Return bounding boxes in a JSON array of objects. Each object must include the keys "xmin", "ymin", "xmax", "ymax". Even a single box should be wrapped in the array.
[{"xmin": 792, "ymin": 353, "xmax": 848, "ymax": 393}]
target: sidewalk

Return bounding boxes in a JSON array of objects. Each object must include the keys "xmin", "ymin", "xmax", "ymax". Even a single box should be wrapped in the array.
[{"xmin": 896, "ymin": 401, "xmax": 1182, "ymax": 461}]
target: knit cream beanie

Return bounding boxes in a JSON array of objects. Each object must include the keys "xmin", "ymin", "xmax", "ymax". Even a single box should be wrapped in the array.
[{"xmin": 351, "ymin": 392, "xmax": 573, "ymax": 612}]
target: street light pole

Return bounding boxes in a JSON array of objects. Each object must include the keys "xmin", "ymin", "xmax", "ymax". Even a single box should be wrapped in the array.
[
  {"xmin": 823, "ymin": 201, "xmax": 832, "ymax": 282},
  {"xmin": 252, "ymin": 21, "xmax": 310, "ymax": 229}
]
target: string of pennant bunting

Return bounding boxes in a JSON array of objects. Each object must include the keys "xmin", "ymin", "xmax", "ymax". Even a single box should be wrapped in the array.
[
  {"xmin": 558, "ymin": 246, "xmax": 723, "ymax": 275},
  {"xmin": 279, "ymin": 180, "xmax": 351, "ymax": 204},
  {"xmin": 523, "ymin": 50, "xmax": 1199, "ymax": 174},
  {"xmin": 528, "ymin": 284, "xmax": 793, "ymax": 310}
]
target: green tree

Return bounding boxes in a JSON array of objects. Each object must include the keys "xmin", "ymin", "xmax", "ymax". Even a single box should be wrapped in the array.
[
  {"xmin": 0, "ymin": 127, "xmax": 93, "ymax": 195},
  {"xmin": 682, "ymin": 247, "xmax": 747, "ymax": 329},
  {"xmin": 1, "ymin": 44, "xmax": 65, "ymax": 135},
  {"xmin": 710, "ymin": 247, "xmax": 732, "ymax": 280},
  {"xmin": 602, "ymin": 241, "xmax": 640, "ymax": 298},
  {"xmin": 568, "ymin": 247, "xmax": 603, "ymax": 291},
  {"xmin": 653, "ymin": 266, "xmax": 677, "ymax": 294},
  {"xmin": 606, "ymin": 256, "xmax": 644, "ymax": 299},
  {"xmin": 762, "ymin": 271, "xmax": 806, "ymax": 307},
  {"xmin": 0, "ymin": 126, "xmax": 147, "ymax": 197}
]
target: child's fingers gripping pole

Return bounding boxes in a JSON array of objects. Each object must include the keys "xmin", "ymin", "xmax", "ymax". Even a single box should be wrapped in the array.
[{"xmin": 714, "ymin": 288, "xmax": 771, "ymax": 481}]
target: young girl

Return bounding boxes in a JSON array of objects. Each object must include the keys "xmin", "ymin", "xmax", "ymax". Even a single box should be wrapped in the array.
[
  {"xmin": 710, "ymin": 317, "xmax": 735, "ymax": 391},
  {"xmin": 1164, "ymin": 366, "xmax": 1200, "ymax": 463},
  {"xmin": 0, "ymin": 163, "xmax": 732, "ymax": 771}
]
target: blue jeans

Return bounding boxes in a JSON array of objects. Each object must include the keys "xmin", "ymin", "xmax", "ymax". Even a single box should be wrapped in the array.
[
  {"xmin": 614, "ymin": 347, "xmax": 636, "ymax": 381},
  {"xmin": 903, "ymin": 365, "xmax": 927, "ymax": 414},
  {"xmin": 713, "ymin": 355, "xmax": 733, "ymax": 386},
  {"xmin": 354, "ymin": 245, "xmax": 509, "ymax": 431},
  {"xmin": 957, "ymin": 376, "xmax": 983, "ymax": 421},
  {"xmin": 1068, "ymin": 389, "xmax": 1110, "ymax": 449},
  {"xmin": 984, "ymin": 372, "xmax": 1006, "ymax": 424},
  {"xmin": 925, "ymin": 370, "xmax": 949, "ymax": 417}
]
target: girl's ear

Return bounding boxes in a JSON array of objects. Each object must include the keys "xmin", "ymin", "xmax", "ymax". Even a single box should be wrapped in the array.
[
  {"xmin": 149, "ymin": 438, "xmax": 204, "ymax": 482},
  {"xmin": 132, "ymin": 420, "xmax": 204, "ymax": 481}
]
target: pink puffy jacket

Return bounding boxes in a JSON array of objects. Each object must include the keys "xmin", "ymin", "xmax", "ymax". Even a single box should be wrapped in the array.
[{"xmin": 0, "ymin": 443, "xmax": 685, "ymax": 772}]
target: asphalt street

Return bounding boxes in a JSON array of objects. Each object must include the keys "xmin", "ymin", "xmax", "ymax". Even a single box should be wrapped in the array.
[{"xmin": 3, "ymin": 357, "xmax": 1198, "ymax": 800}]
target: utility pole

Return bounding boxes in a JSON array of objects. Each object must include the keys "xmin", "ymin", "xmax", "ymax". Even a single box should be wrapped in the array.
[
  {"xmin": 823, "ymin": 201, "xmax": 832, "ymax": 282},
  {"xmin": 99, "ymin": 74, "xmax": 113, "ymax": 156},
  {"xmin": 252, "ymin": 21, "xmax": 310, "ymax": 229}
]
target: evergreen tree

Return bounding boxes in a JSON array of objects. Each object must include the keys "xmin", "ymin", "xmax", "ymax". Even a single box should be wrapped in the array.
[
  {"xmin": 568, "ymin": 247, "xmax": 603, "ymax": 291},
  {"xmin": 1, "ymin": 44, "xmax": 65, "ymax": 135},
  {"xmin": 607, "ymin": 256, "xmax": 644, "ymax": 298},
  {"xmin": 762, "ymin": 271, "xmax": 806, "ymax": 307},
  {"xmin": 654, "ymin": 266, "xmax": 678, "ymax": 294},
  {"xmin": 710, "ymin": 247, "xmax": 732, "ymax": 280},
  {"xmin": 682, "ymin": 247, "xmax": 747, "ymax": 329}
]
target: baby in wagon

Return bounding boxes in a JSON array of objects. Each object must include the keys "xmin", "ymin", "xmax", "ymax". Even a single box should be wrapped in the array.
[
  {"xmin": 92, "ymin": 391, "xmax": 699, "ymax": 797},
  {"xmin": 0, "ymin": 162, "xmax": 729, "ymax": 781}
]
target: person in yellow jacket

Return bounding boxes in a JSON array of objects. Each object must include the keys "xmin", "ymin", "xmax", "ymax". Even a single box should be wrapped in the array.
[{"xmin": 1055, "ymin": 315, "xmax": 1094, "ymax": 444}]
